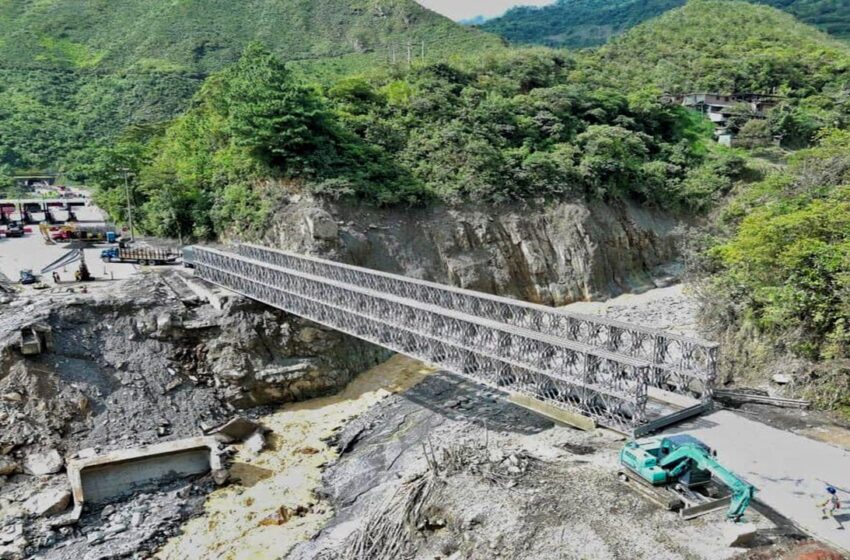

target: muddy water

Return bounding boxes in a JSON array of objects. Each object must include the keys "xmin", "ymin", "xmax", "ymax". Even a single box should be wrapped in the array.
[{"xmin": 157, "ymin": 355, "xmax": 433, "ymax": 560}]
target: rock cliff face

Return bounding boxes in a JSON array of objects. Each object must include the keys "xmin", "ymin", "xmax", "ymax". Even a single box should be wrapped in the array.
[{"xmin": 263, "ymin": 198, "xmax": 686, "ymax": 306}]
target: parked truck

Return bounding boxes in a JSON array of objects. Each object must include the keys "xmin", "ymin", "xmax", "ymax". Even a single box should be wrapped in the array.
[{"xmin": 100, "ymin": 247, "xmax": 179, "ymax": 266}]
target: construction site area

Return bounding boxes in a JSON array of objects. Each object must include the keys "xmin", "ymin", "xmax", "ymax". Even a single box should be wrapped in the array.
[{"xmin": 1, "ymin": 207, "xmax": 849, "ymax": 560}]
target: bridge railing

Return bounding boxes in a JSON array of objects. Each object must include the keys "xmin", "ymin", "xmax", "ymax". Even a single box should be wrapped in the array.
[
  {"xmin": 194, "ymin": 246, "xmax": 651, "ymax": 433},
  {"xmin": 237, "ymin": 244, "xmax": 718, "ymax": 400}
]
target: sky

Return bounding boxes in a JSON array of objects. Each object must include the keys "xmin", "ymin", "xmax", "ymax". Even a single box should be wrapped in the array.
[{"xmin": 416, "ymin": 0, "xmax": 556, "ymax": 21}]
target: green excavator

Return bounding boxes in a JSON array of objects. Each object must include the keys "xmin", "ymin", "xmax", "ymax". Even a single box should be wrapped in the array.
[{"xmin": 619, "ymin": 434, "xmax": 755, "ymax": 521}]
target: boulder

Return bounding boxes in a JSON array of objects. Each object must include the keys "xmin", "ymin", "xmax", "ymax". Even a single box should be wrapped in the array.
[
  {"xmin": 22, "ymin": 449, "xmax": 64, "ymax": 475},
  {"xmin": 156, "ymin": 314, "xmax": 173, "ymax": 331},
  {"xmin": 303, "ymin": 208, "xmax": 338, "ymax": 241},
  {"xmin": 23, "ymin": 489, "xmax": 71, "ymax": 517},
  {"xmin": 297, "ymin": 327, "xmax": 323, "ymax": 345},
  {"xmin": 0, "ymin": 458, "xmax": 18, "ymax": 476},
  {"xmin": 245, "ymin": 431, "xmax": 266, "ymax": 454},
  {"xmin": 206, "ymin": 417, "xmax": 262, "ymax": 443},
  {"xmin": 0, "ymin": 543, "xmax": 24, "ymax": 560},
  {"xmin": 771, "ymin": 373, "xmax": 792, "ymax": 385},
  {"xmin": 0, "ymin": 524, "xmax": 22, "ymax": 545}
]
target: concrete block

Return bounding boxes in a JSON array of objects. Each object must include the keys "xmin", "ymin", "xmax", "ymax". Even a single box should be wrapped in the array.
[
  {"xmin": 508, "ymin": 392, "xmax": 596, "ymax": 431},
  {"xmin": 67, "ymin": 437, "xmax": 221, "ymax": 507}
]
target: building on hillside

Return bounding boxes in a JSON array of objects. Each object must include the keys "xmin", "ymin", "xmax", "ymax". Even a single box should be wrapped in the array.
[
  {"xmin": 13, "ymin": 175, "xmax": 58, "ymax": 191},
  {"xmin": 664, "ymin": 92, "xmax": 784, "ymax": 147}
]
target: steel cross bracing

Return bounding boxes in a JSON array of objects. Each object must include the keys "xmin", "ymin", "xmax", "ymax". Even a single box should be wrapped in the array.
[
  {"xmin": 194, "ymin": 246, "xmax": 652, "ymax": 433},
  {"xmin": 236, "ymin": 244, "xmax": 718, "ymax": 399}
]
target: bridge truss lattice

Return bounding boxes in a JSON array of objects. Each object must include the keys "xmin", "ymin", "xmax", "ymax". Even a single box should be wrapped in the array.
[{"xmin": 194, "ymin": 245, "xmax": 718, "ymax": 435}]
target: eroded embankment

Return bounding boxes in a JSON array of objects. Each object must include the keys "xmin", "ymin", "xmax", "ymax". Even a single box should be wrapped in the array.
[{"xmin": 0, "ymin": 271, "xmax": 388, "ymax": 559}]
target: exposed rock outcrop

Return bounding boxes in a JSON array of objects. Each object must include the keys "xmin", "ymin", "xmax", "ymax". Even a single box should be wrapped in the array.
[
  {"xmin": 264, "ymin": 197, "xmax": 685, "ymax": 306},
  {"xmin": 0, "ymin": 273, "xmax": 388, "ymax": 463}
]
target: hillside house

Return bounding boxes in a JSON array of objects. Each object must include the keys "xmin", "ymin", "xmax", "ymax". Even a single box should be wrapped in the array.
[
  {"xmin": 13, "ymin": 175, "xmax": 57, "ymax": 191},
  {"xmin": 666, "ymin": 93, "xmax": 783, "ymax": 146}
]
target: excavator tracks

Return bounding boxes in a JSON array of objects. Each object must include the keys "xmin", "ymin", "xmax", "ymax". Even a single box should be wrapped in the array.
[{"xmin": 617, "ymin": 469, "xmax": 732, "ymax": 520}]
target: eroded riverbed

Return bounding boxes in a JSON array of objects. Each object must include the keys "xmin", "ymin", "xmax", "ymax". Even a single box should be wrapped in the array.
[{"xmin": 157, "ymin": 355, "xmax": 433, "ymax": 559}]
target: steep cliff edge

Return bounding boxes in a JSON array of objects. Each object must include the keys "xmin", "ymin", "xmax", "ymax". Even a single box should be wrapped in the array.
[{"xmin": 262, "ymin": 198, "xmax": 686, "ymax": 306}]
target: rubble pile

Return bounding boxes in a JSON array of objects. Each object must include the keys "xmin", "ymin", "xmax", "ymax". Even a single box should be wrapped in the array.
[{"xmin": 0, "ymin": 271, "xmax": 387, "ymax": 559}]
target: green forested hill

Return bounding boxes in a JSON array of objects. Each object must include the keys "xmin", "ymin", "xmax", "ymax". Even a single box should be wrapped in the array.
[
  {"xmin": 0, "ymin": 0, "xmax": 501, "ymax": 172},
  {"xmin": 481, "ymin": 0, "xmax": 850, "ymax": 48},
  {"xmin": 481, "ymin": 0, "xmax": 682, "ymax": 49},
  {"xmin": 585, "ymin": 0, "xmax": 850, "ymax": 96},
  {"xmin": 0, "ymin": 0, "xmax": 497, "ymax": 72}
]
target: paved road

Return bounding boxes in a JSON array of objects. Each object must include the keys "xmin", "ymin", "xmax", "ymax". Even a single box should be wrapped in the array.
[
  {"xmin": 667, "ymin": 410, "xmax": 850, "ymax": 553},
  {"xmin": 0, "ymin": 206, "xmax": 136, "ymax": 286}
]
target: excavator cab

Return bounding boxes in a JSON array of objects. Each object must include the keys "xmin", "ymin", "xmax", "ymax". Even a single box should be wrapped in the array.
[{"xmin": 658, "ymin": 435, "xmax": 713, "ymax": 487}]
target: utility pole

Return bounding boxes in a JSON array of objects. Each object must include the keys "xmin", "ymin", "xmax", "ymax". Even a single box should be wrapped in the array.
[
  {"xmin": 121, "ymin": 169, "xmax": 135, "ymax": 243},
  {"xmin": 421, "ymin": 40, "xmax": 425, "ymax": 61},
  {"xmin": 406, "ymin": 41, "xmax": 412, "ymax": 68}
]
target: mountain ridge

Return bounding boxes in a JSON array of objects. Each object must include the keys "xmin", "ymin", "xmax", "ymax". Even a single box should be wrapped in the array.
[
  {"xmin": 0, "ymin": 0, "xmax": 502, "ymax": 171},
  {"xmin": 0, "ymin": 0, "xmax": 500, "ymax": 73},
  {"xmin": 480, "ymin": 0, "xmax": 850, "ymax": 48}
]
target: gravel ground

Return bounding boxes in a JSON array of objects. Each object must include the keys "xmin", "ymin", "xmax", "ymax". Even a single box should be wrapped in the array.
[
  {"xmin": 0, "ymin": 206, "xmax": 136, "ymax": 290},
  {"xmin": 289, "ymin": 373, "xmax": 790, "ymax": 560},
  {"xmin": 563, "ymin": 284, "xmax": 701, "ymax": 337},
  {"xmin": 4, "ymin": 271, "xmax": 844, "ymax": 559}
]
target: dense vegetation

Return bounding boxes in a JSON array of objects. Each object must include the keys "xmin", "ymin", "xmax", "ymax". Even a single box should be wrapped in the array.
[
  {"xmin": 0, "ymin": 0, "xmax": 501, "ymax": 174},
  {"xmin": 701, "ymin": 130, "xmax": 850, "ymax": 408},
  {"xmin": 584, "ymin": 1, "xmax": 850, "ymax": 146},
  {"xmin": 481, "ymin": 0, "xmax": 683, "ymax": 49},
  {"xmin": 481, "ymin": 0, "xmax": 850, "ymax": 48},
  {"xmin": 0, "ymin": 68, "xmax": 201, "ymax": 172},
  {"xmin": 82, "ymin": 0, "xmax": 850, "ymax": 240},
  {"xmin": 90, "ymin": 45, "xmax": 742, "ymax": 238}
]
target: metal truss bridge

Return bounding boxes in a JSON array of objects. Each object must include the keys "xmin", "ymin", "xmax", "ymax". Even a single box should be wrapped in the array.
[{"xmin": 194, "ymin": 244, "xmax": 719, "ymax": 436}]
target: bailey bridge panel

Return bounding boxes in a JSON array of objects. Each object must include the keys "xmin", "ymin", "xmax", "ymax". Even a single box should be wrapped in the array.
[
  {"xmin": 194, "ymin": 247, "xmax": 651, "ymax": 433},
  {"xmin": 237, "ymin": 244, "xmax": 718, "ymax": 400}
]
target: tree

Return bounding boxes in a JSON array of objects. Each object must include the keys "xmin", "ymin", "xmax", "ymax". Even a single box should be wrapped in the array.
[
  {"xmin": 217, "ymin": 43, "xmax": 336, "ymax": 170},
  {"xmin": 576, "ymin": 125, "xmax": 650, "ymax": 198},
  {"xmin": 736, "ymin": 118, "xmax": 773, "ymax": 147}
]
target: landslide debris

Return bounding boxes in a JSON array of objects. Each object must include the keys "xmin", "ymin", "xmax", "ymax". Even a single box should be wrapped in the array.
[
  {"xmin": 0, "ymin": 270, "xmax": 387, "ymax": 559},
  {"xmin": 290, "ymin": 373, "xmax": 795, "ymax": 560}
]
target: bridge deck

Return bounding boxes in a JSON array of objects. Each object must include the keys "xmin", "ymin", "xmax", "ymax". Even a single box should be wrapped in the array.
[{"xmin": 238, "ymin": 244, "xmax": 718, "ymax": 399}]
